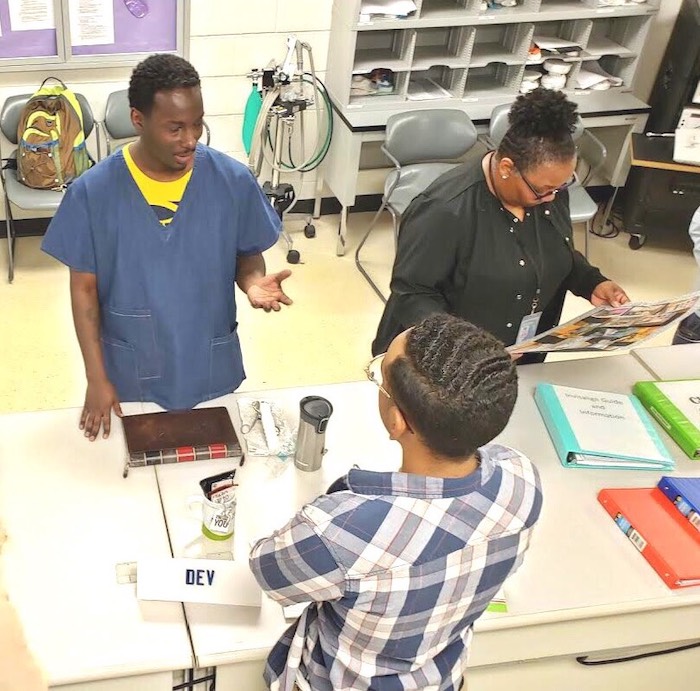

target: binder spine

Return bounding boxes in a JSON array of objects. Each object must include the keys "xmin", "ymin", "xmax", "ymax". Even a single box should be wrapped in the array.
[
  {"xmin": 534, "ymin": 384, "xmax": 578, "ymax": 465},
  {"xmin": 658, "ymin": 482, "xmax": 700, "ymax": 533},
  {"xmin": 634, "ymin": 382, "xmax": 700, "ymax": 460},
  {"xmin": 611, "ymin": 511, "xmax": 647, "ymax": 553}
]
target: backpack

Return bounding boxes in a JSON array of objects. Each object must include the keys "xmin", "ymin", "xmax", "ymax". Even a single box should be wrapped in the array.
[{"xmin": 17, "ymin": 77, "xmax": 92, "ymax": 190}]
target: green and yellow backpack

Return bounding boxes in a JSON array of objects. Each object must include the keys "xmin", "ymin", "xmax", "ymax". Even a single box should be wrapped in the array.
[{"xmin": 17, "ymin": 77, "xmax": 92, "ymax": 190}]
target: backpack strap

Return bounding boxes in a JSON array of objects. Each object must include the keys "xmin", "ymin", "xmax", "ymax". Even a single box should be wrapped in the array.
[{"xmin": 39, "ymin": 77, "xmax": 67, "ymax": 90}]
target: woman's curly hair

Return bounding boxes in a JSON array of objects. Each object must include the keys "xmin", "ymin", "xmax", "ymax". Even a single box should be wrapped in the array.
[{"xmin": 498, "ymin": 88, "xmax": 578, "ymax": 172}]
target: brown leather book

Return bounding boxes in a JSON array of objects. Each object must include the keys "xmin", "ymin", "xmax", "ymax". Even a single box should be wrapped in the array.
[{"xmin": 122, "ymin": 407, "xmax": 242, "ymax": 477}]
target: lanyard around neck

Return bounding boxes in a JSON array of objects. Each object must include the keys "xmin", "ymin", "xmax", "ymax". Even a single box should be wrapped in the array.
[{"xmin": 487, "ymin": 152, "xmax": 544, "ymax": 314}]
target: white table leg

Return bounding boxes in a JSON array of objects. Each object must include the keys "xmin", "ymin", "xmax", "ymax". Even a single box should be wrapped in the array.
[{"xmin": 313, "ymin": 173, "xmax": 323, "ymax": 219}]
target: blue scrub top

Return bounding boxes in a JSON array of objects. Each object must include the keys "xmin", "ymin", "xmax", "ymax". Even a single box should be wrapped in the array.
[{"xmin": 42, "ymin": 144, "xmax": 281, "ymax": 410}]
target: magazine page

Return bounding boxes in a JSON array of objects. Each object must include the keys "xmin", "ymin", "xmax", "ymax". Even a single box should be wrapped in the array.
[{"xmin": 508, "ymin": 292, "xmax": 700, "ymax": 354}]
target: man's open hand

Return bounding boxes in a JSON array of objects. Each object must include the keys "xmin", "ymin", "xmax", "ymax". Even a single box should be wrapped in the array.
[{"xmin": 246, "ymin": 270, "xmax": 293, "ymax": 312}]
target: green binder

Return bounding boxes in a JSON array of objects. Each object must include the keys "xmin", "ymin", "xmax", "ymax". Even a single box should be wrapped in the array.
[{"xmin": 633, "ymin": 380, "xmax": 700, "ymax": 460}]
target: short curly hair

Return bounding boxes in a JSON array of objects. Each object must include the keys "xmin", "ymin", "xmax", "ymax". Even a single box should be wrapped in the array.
[
  {"xmin": 497, "ymin": 87, "xmax": 578, "ymax": 173},
  {"xmin": 386, "ymin": 314, "xmax": 518, "ymax": 458},
  {"xmin": 128, "ymin": 53, "xmax": 200, "ymax": 114}
]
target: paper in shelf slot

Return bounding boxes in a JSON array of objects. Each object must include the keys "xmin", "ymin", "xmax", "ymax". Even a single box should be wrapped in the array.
[
  {"xmin": 532, "ymin": 35, "xmax": 583, "ymax": 57},
  {"xmin": 407, "ymin": 77, "xmax": 452, "ymax": 101},
  {"xmin": 359, "ymin": 0, "xmax": 417, "ymax": 21},
  {"xmin": 575, "ymin": 62, "xmax": 623, "ymax": 91}
]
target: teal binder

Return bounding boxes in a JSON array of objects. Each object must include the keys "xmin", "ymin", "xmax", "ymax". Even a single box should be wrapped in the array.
[{"xmin": 534, "ymin": 383, "xmax": 674, "ymax": 471}]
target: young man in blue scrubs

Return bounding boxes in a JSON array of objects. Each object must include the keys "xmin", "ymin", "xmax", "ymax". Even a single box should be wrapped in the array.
[
  {"xmin": 250, "ymin": 314, "xmax": 542, "ymax": 691},
  {"xmin": 42, "ymin": 54, "xmax": 288, "ymax": 440}
]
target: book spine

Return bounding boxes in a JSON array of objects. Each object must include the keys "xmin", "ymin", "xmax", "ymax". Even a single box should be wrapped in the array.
[
  {"xmin": 597, "ymin": 490, "xmax": 681, "ymax": 589},
  {"xmin": 634, "ymin": 382, "xmax": 700, "ymax": 460},
  {"xmin": 657, "ymin": 481, "xmax": 700, "ymax": 534},
  {"xmin": 128, "ymin": 443, "xmax": 240, "ymax": 468}
]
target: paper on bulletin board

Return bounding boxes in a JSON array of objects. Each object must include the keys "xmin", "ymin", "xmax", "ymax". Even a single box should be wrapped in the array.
[
  {"xmin": 8, "ymin": 0, "xmax": 55, "ymax": 31},
  {"xmin": 69, "ymin": 0, "xmax": 115, "ymax": 46}
]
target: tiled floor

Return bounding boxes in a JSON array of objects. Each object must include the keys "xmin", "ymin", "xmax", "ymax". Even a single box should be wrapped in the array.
[{"xmin": 0, "ymin": 212, "xmax": 696, "ymax": 414}]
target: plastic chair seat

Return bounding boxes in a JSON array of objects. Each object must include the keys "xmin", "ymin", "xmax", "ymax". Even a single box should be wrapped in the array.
[
  {"xmin": 3, "ymin": 154, "xmax": 65, "ymax": 211},
  {"xmin": 385, "ymin": 162, "xmax": 459, "ymax": 217},
  {"xmin": 568, "ymin": 184, "xmax": 598, "ymax": 223}
]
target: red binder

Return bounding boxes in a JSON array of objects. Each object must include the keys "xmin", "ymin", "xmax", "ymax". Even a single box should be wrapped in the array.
[{"xmin": 598, "ymin": 487, "xmax": 700, "ymax": 589}]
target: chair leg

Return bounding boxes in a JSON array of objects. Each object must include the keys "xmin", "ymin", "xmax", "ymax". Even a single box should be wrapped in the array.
[
  {"xmin": 388, "ymin": 207, "xmax": 399, "ymax": 252},
  {"xmin": 4, "ymin": 195, "xmax": 14, "ymax": 284},
  {"xmin": 584, "ymin": 218, "xmax": 590, "ymax": 260},
  {"xmin": 355, "ymin": 201, "xmax": 390, "ymax": 303}
]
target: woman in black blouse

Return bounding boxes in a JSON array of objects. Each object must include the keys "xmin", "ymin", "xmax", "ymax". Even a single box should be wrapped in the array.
[{"xmin": 372, "ymin": 88, "xmax": 629, "ymax": 362}]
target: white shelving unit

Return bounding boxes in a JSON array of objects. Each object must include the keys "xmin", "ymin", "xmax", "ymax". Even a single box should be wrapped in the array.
[
  {"xmin": 419, "ymin": 0, "xmax": 479, "ymax": 21},
  {"xmin": 470, "ymin": 24, "xmax": 533, "ymax": 68},
  {"xmin": 329, "ymin": 0, "xmax": 657, "ymax": 110},
  {"xmin": 352, "ymin": 30, "xmax": 415, "ymax": 74},
  {"xmin": 584, "ymin": 15, "xmax": 648, "ymax": 59},
  {"xmin": 464, "ymin": 62, "xmax": 524, "ymax": 99},
  {"xmin": 412, "ymin": 26, "xmax": 474, "ymax": 69},
  {"xmin": 323, "ymin": 0, "xmax": 660, "ymax": 257},
  {"xmin": 412, "ymin": 66, "xmax": 468, "ymax": 98}
]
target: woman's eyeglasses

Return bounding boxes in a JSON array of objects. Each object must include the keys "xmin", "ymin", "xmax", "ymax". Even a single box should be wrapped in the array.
[{"xmin": 518, "ymin": 170, "xmax": 578, "ymax": 201}]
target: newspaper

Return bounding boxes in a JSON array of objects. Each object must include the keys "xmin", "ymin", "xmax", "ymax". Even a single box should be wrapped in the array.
[{"xmin": 508, "ymin": 292, "xmax": 700, "ymax": 354}]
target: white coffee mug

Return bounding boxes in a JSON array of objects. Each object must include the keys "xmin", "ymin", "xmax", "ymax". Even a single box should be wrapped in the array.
[{"xmin": 188, "ymin": 492, "xmax": 236, "ymax": 541}]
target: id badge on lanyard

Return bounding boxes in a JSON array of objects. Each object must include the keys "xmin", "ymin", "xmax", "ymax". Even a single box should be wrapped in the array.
[{"xmin": 516, "ymin": 292, "xmax": 542, "ymax": 345}]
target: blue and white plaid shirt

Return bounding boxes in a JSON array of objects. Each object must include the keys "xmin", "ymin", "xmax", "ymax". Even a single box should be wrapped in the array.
[{"xmin": 250, "ymin": 443, "xmax": 542, "ymax": 691}]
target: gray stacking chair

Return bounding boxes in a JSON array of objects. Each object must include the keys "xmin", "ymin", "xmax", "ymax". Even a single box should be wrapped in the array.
[
  {"xmin": 0, "ymin": 92, "xmax": 95, "ymax": 283},
  {"xmin": 487, "ymin": 103, "xmax": 606, "ymax": 259},
  {"xmin": 354, "ymin": 109, "xmax": 478, "ymax": 302},
  {"xmin": 100, "ymin": 89, "xmax": 211, "ymax": 158}
]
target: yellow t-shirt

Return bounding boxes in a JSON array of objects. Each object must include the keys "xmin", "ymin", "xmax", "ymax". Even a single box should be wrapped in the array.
[{"xmin": 123, "ymin": 143, "xmax": 192, "ymax": 226}]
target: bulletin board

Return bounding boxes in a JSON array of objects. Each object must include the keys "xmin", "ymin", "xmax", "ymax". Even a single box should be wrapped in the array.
[
  {"xmin": 72, "ymin": 0, "xmax": 177, "ymax": 57},
  {"xmin": 0, "ymin": 0, "xmax": 182, "ymax": 68},
  {"xmin": 0, "ymin": 0, "xmax": 58, "ymax": 59}
]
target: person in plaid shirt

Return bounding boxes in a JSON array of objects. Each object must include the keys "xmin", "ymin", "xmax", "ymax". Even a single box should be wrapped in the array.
[{"xmin": 250, "ymin": 314, "xmax": 542, "ymax": 691}]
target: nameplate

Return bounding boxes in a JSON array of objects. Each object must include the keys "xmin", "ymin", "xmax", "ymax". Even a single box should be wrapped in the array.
[{"xmin": 136, "ymin": 558, "xmax": 262, "ymax": 607}]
